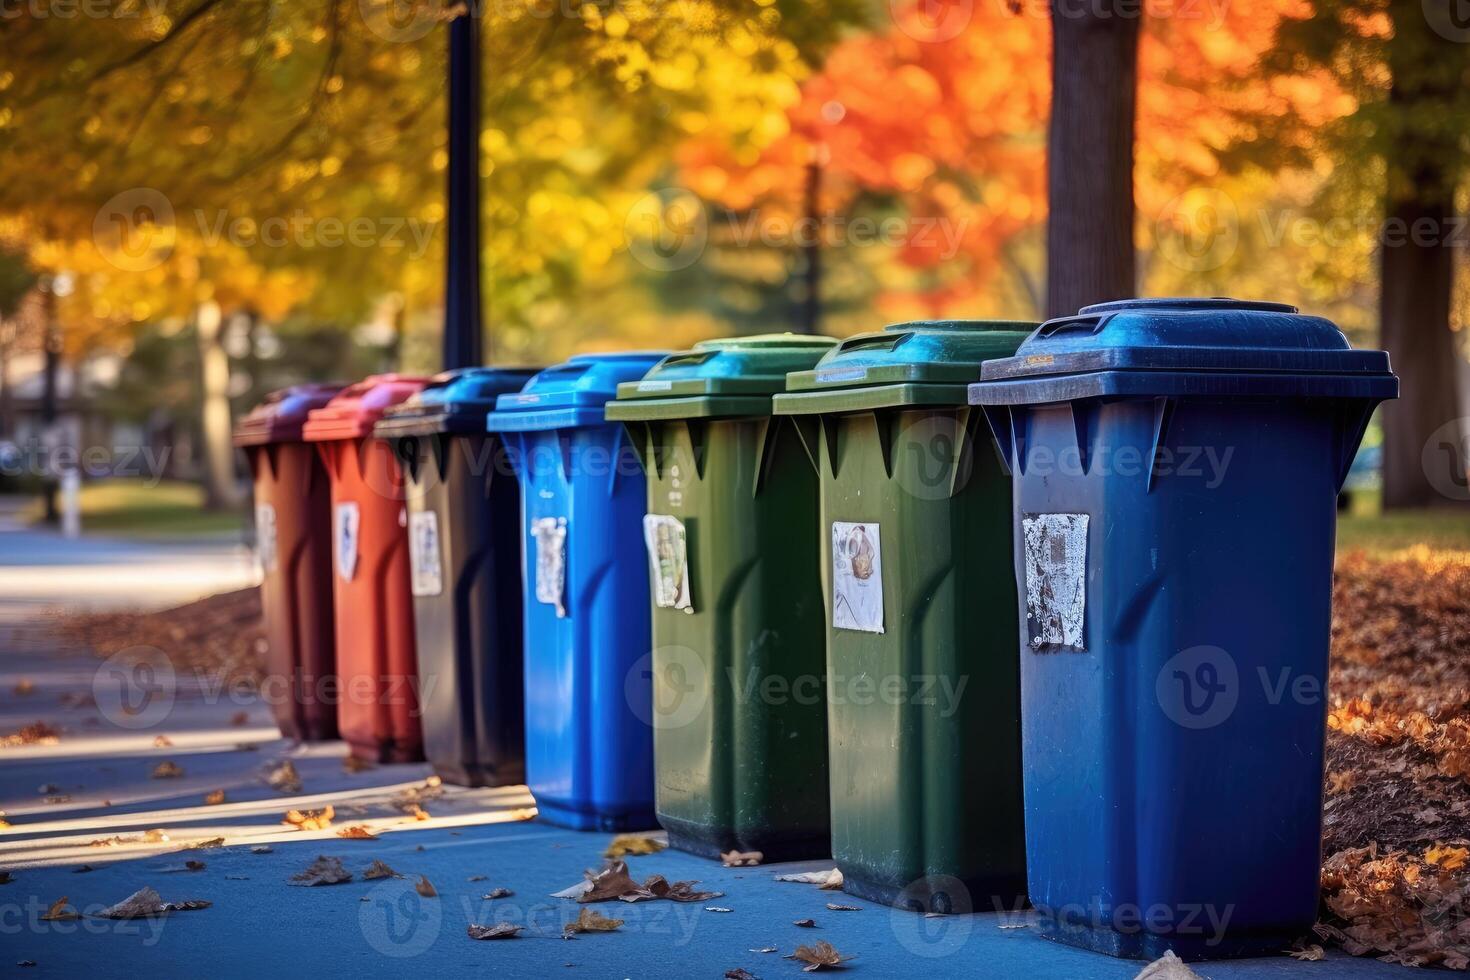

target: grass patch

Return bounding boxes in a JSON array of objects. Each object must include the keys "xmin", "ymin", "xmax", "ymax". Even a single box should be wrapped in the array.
[
  {"xmin": 1337, "ymin": 488, "xmax": 1470, "ymax": 558},
  {"xmin": 25, "ymin": 479, "xmax": 244, "ymax": 538}
]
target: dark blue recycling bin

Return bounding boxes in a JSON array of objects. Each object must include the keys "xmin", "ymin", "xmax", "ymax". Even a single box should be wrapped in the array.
[
  {"xmin": 374, "ymin": 367, "xmax": 538, "ymax": 787},
  {"xmin": 486, "ymin": 352, "xmax": 668, "ymax": 831},
  {"xmin": 969, "ymin": 299, "xmax": 1397, "ymax": 961}
]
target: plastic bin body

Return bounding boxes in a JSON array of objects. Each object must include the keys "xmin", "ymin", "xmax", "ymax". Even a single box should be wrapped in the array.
[
  {"xmin": 304, "ymin": 374, "xmax": 432, "ymax": 763},
  {"xmin": 487, "ymin": 353, "xmax": 668, "ymax": 830},
  {"xmin": 773, "ymin": 321, "xmax": 1035, "ymax": 911},
  {"xmin": 374, "ymin": 367, "xmax": 537, "ymax": 787},
  {"xmin": 607, "ymin": 335, "xmax": 837, "ymax": 861},
  {"xmin": 969, "ymin": 298, "xmax": 1398, "ymax": 960},
  {"xmin": 234, "ymin": 384, "xmax": 344, "ymax": 742}
]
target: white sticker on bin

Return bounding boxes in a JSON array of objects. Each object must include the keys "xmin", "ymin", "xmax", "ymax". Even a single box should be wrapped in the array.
[
  {"xmin": 643, "ymin": 514, "xmax": 692, "ymax": 612},
  {"xmin": 1022, "ymin": 513, "xmax": 1088, "ymax": 652},
  {"xmin": 334, "ymin": 502, "xmax": 360, "ymax": 583},
  {"xmin": 255, "ymin": 503, "xmax": 278, "ymax": 575},
  {"xmin": 831, "ymin": 521, "xmax": 884, "ymax": 633},
  {"xmin": 531, "ymin": 516, "xmax": 568, "ymax": 617},
  {"xmin": 409, "ymin": 510, "xmax": 443, "ymax": 597}
]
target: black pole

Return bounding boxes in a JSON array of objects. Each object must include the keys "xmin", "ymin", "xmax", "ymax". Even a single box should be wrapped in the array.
[
  {"xmin": 444, "ymin": 9, "xmax": 484, "ymax": 370},
  {"xmin": 40, "ymin": 283, "xmax": 59, "ymax": 524}
]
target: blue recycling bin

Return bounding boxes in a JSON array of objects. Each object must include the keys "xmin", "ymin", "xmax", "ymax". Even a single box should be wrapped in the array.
[
  {"xmin": 969, "ymin": 299, "xmax": 1397, "ymax": 961},
  {"xmin": 486, "ymin": 352, "xmax": 668, "ymax": 831}
]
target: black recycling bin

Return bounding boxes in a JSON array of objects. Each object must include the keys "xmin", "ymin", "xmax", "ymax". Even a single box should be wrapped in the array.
[{"xmin": 374, "ymin": 367, "xmax": 538, "ymax": 787}]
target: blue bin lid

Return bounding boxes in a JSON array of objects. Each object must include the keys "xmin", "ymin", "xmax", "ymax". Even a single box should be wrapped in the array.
[
  {"xmin": 970, "ymin": 298, "xmax": 1398, "ymax": 405},
  {"xmin": 486, "ymin": 351, "xmax": 671, "ymax": 431},
  {"xmin": 374, "ymin": 367, "xmax": 541, "ymax": 437}
]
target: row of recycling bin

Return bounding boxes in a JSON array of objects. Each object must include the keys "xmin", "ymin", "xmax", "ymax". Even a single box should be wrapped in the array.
[{"xmin": 234, "ymin": 298, "xmax": 1397, "ymax": 961}]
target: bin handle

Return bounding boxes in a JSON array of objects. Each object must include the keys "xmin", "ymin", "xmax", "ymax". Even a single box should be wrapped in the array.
[
  {"xmin": 1036, "ymin": 315, "xmax": 1105, "ymax": 338},
  {"xmin": 835, "ymin": 332, "xmax": 910, "ymax": 355}
]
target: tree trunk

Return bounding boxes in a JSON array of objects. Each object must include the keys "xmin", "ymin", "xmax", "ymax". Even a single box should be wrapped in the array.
[
  {"xmin": 1380, "ymin": 1, "xmax": 1467, "ymax": 509},
  {"xmin": 195, "ymin": 299, "xmax": 241, "ymax": 510},
  {"xmin": 1045, "ymin": 5, "xmax": 1140, "ymax": 320}
]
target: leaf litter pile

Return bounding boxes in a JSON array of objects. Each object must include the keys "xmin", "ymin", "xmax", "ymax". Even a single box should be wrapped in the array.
[{"xmin": 1320, "ymin": 549, "xmax": 1470, "ymax": 968}]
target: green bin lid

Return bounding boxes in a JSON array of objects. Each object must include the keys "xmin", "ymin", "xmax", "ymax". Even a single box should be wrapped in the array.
[
  {"xmin": 606, "ymin": 333, "xmax": 837, "ymax": 421},
  {"xmin": 773, "ymin": 320, "xmax": 1035, "ymax": 415}
]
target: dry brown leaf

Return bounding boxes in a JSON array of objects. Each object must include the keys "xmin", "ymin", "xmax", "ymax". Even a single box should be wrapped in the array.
[
  {"xmin": 97, "ymin": 886, "xmax": 210, "ymax": 918},
  {"xmin": 40, "ymin": 898, "xmax": 79, "ymax": 921},
  {"xmin": 250, "ymin": 845, "xmax": 272, "ymax": 855},
  {"xmin": 720, "ymin": 850, "xmax": 763, "ymax": 867},
  {"xmin": 264, "ymin": 759, "xmax": 302, "ymax": 794},
  {"xmin": 467, "ymin": 875, "xmax": 486, "ymax": 882},
  {"xmin": 775, "ymin": 868, "xmax": 843, "ymax": 890},
  {"xmin": 181, "ymin": 837, "xmax": 224, "ymax": 850},
  {"xmin": 483, "ymin": 887, "xmax": 513, "ymax": 899},
  {"xmin": 604, "ymin": 834, "xmax": 666, "ymax": 858},
  {"xmin": 414, "ymin": 875, "xmax": 437, "ymax": 898},
  {"xmin": 289, "ymin": 855, "xmax": 352, "ymax": 886},
  {"xmin": 363, "ymin": 860, "xmax": 402, "ymax": 880},
  {"xmin": 1, "ymin": 721, "xmax": 59, "ymax": 748},
  {"xmin": 563, "ymin": 907, "xmax": 622, "ymax": 936},
  {"xmin": 151, "ymin": 760, "xmax": 184, "ymax": 779},
  {"xmin": 203, "ymin": 789, "xmax": 226, "ymax": 806},
  {"xmin": 336, "ymin": 825, "xmax": 378, "ymax": 840},
  {"xmin": 467, "ymin": 922, "xmax": 523, "ymax": 940},
  {"xmin": 825, "ymin": 903, "xmax": 860, "ymax": 912},
  {"xmin": 787, "ymin": 939, "xmax": 853, "ymax": 972},
  {"xmin": 794, "ymin": 918, "xmax": 816, "ymax": 928},
  {"xmin": 342, "ymin": 755, "xmax": 375, "ymax": 773},
  {"xmin": 1288, "ymin": 944, "xmax": 1326, "ymax": 961},
  {"xmin": 282, "ymin": 805, "xmax": 334, "ymax": 831},
  {"xmin": 1134, "ymin": 950, "xmax": 1204, "ymax": 979},
  {"xmin": 725, "ymin": 970, "xmax": 757, "ymax": 980},
  {"xmin": 152, "ymin": 735, "xmax": 172, "ymax": 747},
  {"xmin": 1424, "ymin": 844, "xmax": 1469, "ymax": 871}
]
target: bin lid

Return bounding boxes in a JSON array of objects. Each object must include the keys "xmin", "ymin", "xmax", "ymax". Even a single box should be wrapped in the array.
[
  {"xmin": 970, "ymin": 297, "xmax": 1398, "ymax": 405},
  {"xmin": 301, "ymin": 373, "xmax": 434, "ymax": 442},
  {"xmin": 486, "ymin": 351, "xmax": 671, "ymax": 432},
  {"xmin": 373, "ymin": 367, "xmax": 540, "ymax": 437},
  {"xmin": 774, "ymin": 320, "xmax": 1035, "ymax": 414},
  {"xmin": 233, "ymin": 383, "xmax": 346, "ymax": 447},
  {"xmin": 605, "ymin": 334, "xmax": 838, "ymax": 421}
]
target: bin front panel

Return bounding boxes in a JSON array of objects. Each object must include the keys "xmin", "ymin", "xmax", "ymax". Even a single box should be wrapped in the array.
[
  {"xmin": 640, "ymin": 414, "xmax": 830, "ymax": 860},
  {"xmin": 316, "ymin": 435, "xmax": 423, "ymax": 763},
  {"xmin": 516, "ymin": 422, "xmax": 656, "ymax": 830},
  {"xmin": 1000, "ymin": 395, "xmax": 1342, "ymax": 959},
  {"xmin": 399, "ymin": 430, "xmax": 525, "ymax": 787},
  {"xmin": 244, "ymin": 441, "xmax": 338, "ymax": 741},
  {"xmin": 816, "ymin": 405, "xmax": 1025, "ymax": 910}
]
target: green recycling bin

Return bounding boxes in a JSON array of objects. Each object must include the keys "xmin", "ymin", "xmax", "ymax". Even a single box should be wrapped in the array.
[
  {"xmin": 607, "ymin": 334, "xmax": 838, "ymax": 862},
  {"xmin": 772, "ymin": 320, "xmax": 1035, "ymax": 912}
]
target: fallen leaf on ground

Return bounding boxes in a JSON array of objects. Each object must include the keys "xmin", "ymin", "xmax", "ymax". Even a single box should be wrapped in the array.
[
  {"xmin": 336, "ymin": 825, "xmax": 378, "ymax": 840},
  {"xmin": 1134, "ymin": 950, "xmax": 1204, "ymax": 979},
  {"xmin": 89, "ymin": 829, "xmax": 170, "ymax": 847},
  {"xmin": 415, "ymin": 876, "xmax": 437, "ymax": 898},
  {"xmin": 467, "ymin": 923, "xmax": 523, "ymax": 940},
  {"xmin": 706, "ymin": 906, "xmax": 732, "ymax": 913},
  {"xmin": 788, "ymin": 939, "xmax": 853, "ymax": 972},
  {"xmin": 1425, "ymin": 844, "xmax": 1469, "ymax": 871},
  {"xmin": 775, "ymin": 868, "xmax": 843, "ymax": 890},
  {"xmin": 230, "ymin": 711, "xmax": 248, "ymax": 726},
  {"xmin": 751, "ymin": 946, "xmax": 778, "ymax": 952},
  {"xmin": 467, "ymin": 874, "xmax": 486, "ymax": 882},
  {"xmin": 283, "ymin": 806, "xmax": 334, "ymax": 831},
  {"xmin": 721, "ymin": 850, "xmax": 763, "ymax": 867},
  {"xmin": 793, "ymin": 918, "xmax": 816, "ymax": 928},
  {"xmin": 13, "ymin": 680, "xmax": 34, "ymax": 696},
  {"xmin": 563, "ymin": 908, "xmax": 623, "ymax": 936},
  {"xmin": 152, "ymin": 735, "xmax": 172, "ymax": 747},
  {"xmin": 40, "ymin": 898, "xmax": 79, "ymax": 921},
  {"xmin": 825, "ymin": 903, "xmax": 860, "ymax": 912},
  {"xmin": 250, "ymin": 845, "xmax": 272, "ymax": 855},
  {"xmin": 1, "ymin": 722, "xmax": 59, "ymax": 748},
  {"xmin": 289, "ymin": 856, "xmax": 352, "ymax": 886},
  {"xmin": 203, "ymin": 789, "xmax": 225, "ymax": 806},
  {"xmin": 1288, "ymin": 944, "xmax": 1326, "ymax": 961},
  {"xmin": 181, "ymin": 837, "xmax": 224, "ymax": 850},
  {"xmin": 342, "ymin": 755, "xmax": 374, "ymax": 773},
  {"xmin": 151, "ymin": 761, "xmax": 184, "ymax": 779},
  {"xmin": 482, "ymin": 888, "xmax": 513, "ymax": 899},
  {"xmin": 604, "ymin": 834, "xmax": 666, "ymax": 859},
  {"xmin": 725, "ymin": 970, "xmax": 757, "ymax": 980},
  {"xmin": 643, "ymin": 875, "xmax": 722, "ymax": 903},
  {"xmin": 363, "ymin": 860, "xmax": 402, "ymax": 880},
  {"xmin": 97, "ymin": 887, "xmax": 210, "ymax": 918},
  {"xmin": 390, "ymin": 779, "xmax": 445, "ymax": 815},
  {"xmin": 264, "ymin": 760, "xmax": 302, "ymax": 794},
  {"xmin": 158, "ymin": 860, "xmax": 206, "ymax": 873}
]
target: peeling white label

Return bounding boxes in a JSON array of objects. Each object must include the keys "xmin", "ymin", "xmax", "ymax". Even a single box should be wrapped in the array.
[
  {"xmin": 408, "ymin": 510, "xmax": 443, "ymax": 597},
  {"xmin": 255, "ymin": 503, "xmax": 278, "ymax": 575},
  {"xmin": 1022, "ymin": 513, "xmax": 1089, "ymax": 652},
  {"xmin": 644, "ymin": 514, "xmax": 692, "ymax": 612},
  {"xmin": 531, "ymin": 516, "xmax": 568, "ymax": 617},
  {"xmin": 831, "ymin": 521, "xmax": 883, "ymax": 633},
  {"xmin": 334, "ymin": 502, "xmax": 360, "ymax": 583}
]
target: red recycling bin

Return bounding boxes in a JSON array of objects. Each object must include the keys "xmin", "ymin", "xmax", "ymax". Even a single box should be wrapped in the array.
[
  {"xmin": 303, "ymin": 374, "xmax": 432, "ymax": 762},
  {"xmin": 234, "ymin": 384, "xmax": 344, "ymax": 742}
]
